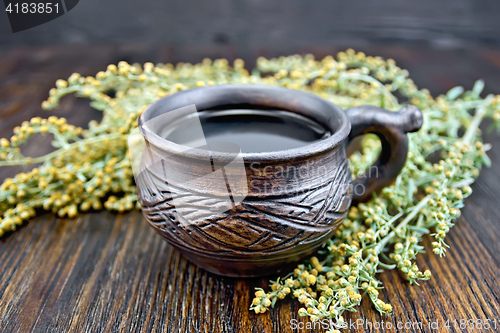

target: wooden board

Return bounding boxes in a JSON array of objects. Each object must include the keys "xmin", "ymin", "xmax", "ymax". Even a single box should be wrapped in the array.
[{"xmin": 0, "ymin": 46, "xmax": 499, "ymax": 333}]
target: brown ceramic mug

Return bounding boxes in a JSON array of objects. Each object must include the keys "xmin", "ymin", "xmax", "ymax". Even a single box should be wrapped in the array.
[{"xmin": 136, "ymin": 85, "xmax": 423, "ymax": 277}]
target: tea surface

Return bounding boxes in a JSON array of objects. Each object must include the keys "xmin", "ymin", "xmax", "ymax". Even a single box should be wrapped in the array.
[{"xmin": 164, "ymin": 109, "xmax": 330, "ymax": 153}]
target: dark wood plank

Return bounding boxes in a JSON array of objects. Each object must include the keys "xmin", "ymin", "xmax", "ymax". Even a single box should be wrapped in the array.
[
  {"xmin": 1, "ymin": 46, "xmax": 500, "ymax": 333},
  {"xmin": 3, "ymin": 1, "xmax": 500, "ymax": 51}
]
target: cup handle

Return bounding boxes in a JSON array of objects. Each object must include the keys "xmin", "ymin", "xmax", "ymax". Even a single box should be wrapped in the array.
[{"xmin": 345, "ymin": 104, "xmax": 423, "ymax": 204}]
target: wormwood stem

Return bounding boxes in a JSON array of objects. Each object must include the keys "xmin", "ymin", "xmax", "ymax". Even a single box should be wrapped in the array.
[
  {"xmin": 0, "ymin": 133, "xmax": 123, "ymax": 167},
  {"xmin": 463, "ymin": 96, "xmax": 493, "ymax": 144},
  {"xmin": 373, "ymin": 195, "xmax": 430, "ymax": 255},
  {"xmin": 397, "ymin": 195, "xmax": 431, "ymax": 230},
  {"xmin": 339, "ymin": 73, "xmax": 401, "ymax": 110}
]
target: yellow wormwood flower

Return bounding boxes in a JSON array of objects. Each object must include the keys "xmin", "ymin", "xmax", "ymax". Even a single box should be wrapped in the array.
[
  {"xmin": 255, "ymin": 290, "xmax": 264, "ymax": 297},
  {"xmin": 55, "ymin": 79, "xmax": 68, "ymax": 88}
]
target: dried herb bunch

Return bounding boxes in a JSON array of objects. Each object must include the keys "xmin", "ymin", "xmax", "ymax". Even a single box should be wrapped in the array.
[{"xmin": 0, "ymin": 51, "xmax": 498, "ymax": 328}]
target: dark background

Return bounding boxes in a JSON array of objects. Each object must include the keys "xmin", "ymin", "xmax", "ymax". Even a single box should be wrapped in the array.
[
  {"xmin": 2, "ymin": 0, "xmax": 500, "ymax": 95},
  {"xmin": 2, "ymin": 0, "xmax": 500, "ymax": 56}
]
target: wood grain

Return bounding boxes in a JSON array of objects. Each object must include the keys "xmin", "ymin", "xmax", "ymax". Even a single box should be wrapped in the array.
[
  {"xmin": 2, "ymin": 1, "xmax": 500, "ymax": 50},
  {"xmin": 1, "ymin": 46, "xmax": 500, "ymax": 333}
]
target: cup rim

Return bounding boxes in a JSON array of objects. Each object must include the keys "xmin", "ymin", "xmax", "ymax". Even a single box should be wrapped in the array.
[{"xmin": 138, "ymin": 84, "xmax": 351, "ymax": 162}]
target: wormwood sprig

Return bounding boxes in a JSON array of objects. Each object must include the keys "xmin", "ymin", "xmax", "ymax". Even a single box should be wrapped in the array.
[
  {"xmin": 249, "ymin": 50, "xmax": 499, "ymax": 328},
  {"xmin": 0, "ymin": 52, "xmax": 499, "ymax": 326}
]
